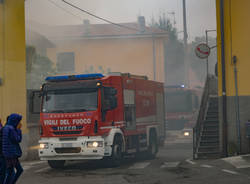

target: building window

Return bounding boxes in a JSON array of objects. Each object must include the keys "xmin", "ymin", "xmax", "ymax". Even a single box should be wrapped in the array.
[{"xmin": 57, "ymin": 52, "xmax": 75, "ymax": 73}]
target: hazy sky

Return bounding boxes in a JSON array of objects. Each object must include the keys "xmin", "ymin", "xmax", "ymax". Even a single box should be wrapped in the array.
[{"xmin": 25, "ymin": 0, "xmax": 217, "ymax": 41}]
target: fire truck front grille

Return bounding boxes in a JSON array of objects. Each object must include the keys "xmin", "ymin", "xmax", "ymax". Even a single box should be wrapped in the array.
[
  {"xmin": 53, "ymin": 131, "xmax": 82, "ymax": 135},
  {"xmin": 55, "ymin": 147, "xmax": 81, "ymax": 154},
  {"xmin": 59, "ymin": 137, "xmax": 77, "ymax": 141}
]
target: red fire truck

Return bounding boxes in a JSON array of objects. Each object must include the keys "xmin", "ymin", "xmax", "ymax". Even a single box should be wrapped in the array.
[
  {"xmin": 165, "ymin": 86, "xmax": 202, "ymax": 135},
  {"xmin": 38, "ymin": 73, "xmax": 165, "ymax": 168}
]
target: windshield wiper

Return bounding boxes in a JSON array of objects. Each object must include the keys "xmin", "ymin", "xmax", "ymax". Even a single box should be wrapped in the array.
[
  {"xmin": 72, "ymin": 109, "xmax": 88, "ymax": 112},
  {"xmin": 48, "ymin": 110, "xmax": 65, "ymax": 113},
  {"xmin": 45, "ymin": 108, "xmax": 95, "ymax": 113}
]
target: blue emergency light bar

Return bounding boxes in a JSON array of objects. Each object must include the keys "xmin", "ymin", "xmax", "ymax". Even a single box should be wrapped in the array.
[{"xmin": 45, "ymin": 73, "xmax": 104, "ymax": 82}]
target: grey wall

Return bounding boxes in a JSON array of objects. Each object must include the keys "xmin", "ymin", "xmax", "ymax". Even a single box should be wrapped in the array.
[{"xmin": 219, "ymin": 96, "xmax": 250, "ymax": 156}]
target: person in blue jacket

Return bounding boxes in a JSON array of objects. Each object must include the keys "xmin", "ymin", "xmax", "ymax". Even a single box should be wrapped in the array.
[
  {"xmin": 2, "ymin": 114, "xmax": 23, "ymax": 184},
  {"xmin": 0, "ymin": 118, "xmax": 6, "ymax": 184}
]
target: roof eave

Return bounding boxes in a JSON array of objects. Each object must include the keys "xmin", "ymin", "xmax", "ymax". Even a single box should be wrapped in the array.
[{"xmin": 48, "ymin": 33, "xmax": 168, "ymax": 42}]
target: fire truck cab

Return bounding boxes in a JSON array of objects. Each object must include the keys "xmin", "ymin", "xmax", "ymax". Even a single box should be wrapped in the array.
[
  {"xmin": 165, "ymin": 85, "xmax": 202, "ymax": 139},
  {"xmin": 38, "ymin": 73, "xmax": 165, "ymax": 168}
]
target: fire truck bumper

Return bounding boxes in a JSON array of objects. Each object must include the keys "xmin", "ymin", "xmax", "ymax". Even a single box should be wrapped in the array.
[{"xmin": 38, "ymin": 137, "xmax": 112, "ymax": 161}]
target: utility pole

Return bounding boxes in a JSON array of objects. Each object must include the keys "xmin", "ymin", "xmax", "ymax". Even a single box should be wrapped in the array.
[
  {"xmin": 183, "ymin": 0, "xmax": 188, "ymax": 47},
  {"xmin": 182, "ymin": 0, "xmax": 189, "ymax": 87},
  {"xmin": 152, "ymin": 36, "xmax": 156, "ymax": 81}
]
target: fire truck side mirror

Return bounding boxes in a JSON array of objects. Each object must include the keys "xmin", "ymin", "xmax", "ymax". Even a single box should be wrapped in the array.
[
  {"xmin": 109, "ymin": 97, "xmax": 117, "ymax": 110},
  {"xmin": 103, "ymin": 97, "xmax": 117, "ymax": 111},
  {"xmin": 104, "ymin": 87, "xmax": 117, "ymax": 96},
  {"xmin": 103, "ymin": 100, "xmax": 111, "ymax": 111},
  {"xmin": 194, "ymin": 96, "xmax": 199, "ymax": 109}
]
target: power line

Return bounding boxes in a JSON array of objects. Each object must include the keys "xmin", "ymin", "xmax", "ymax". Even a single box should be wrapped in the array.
[
  {"xmin": 61, "ymin": 0, "xmax": 140, "ymax": 32},
  {"xmin": 47, "ymin": 0, "xmax": 83, "ymax": 21}
]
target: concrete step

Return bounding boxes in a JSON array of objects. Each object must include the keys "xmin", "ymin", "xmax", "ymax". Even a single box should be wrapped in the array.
[
  {"xmin": 198, "ymin": 146, "xmax": 220, "ymax": 152},
  {"xmin": 203, "ymin": 128, "xmax": 219, "ymax": 132},
  {"xmin": 208, "ymin": 108, "xmax": 218, "ymax": 111},
  {"xmin": 208, "ymin": 103, "xmax": 218, "ymax": 107},
  {"xmin": 203, "ymin": 126, "xmax": 219, "ymax": 131},
  {"xmin": 203, "ymin": 130, "xmax": 219, "ymax": 135},
  {"xmin": 207, "ymin": 108, "xmax": 218, "ymax": 111},
  {"xmin": 209, "ymin": 97, "xmax": 218, "ymax": 102},
  {"xmin": 208, "ymin": 104, "xmax": 218, "ymax": 107},
  {"xmin": 200, "ymin": 139, "xmax": 219, "ymax": 144},
  {"xmin": 208, "ymin": 108, "xmax": 218, "ymax": 112},
  {"xmin": 208, "ymin": 107, "xmax": 218, "ymax": 110},
  {"xmin": 206, "ymin": 118, "xmax": 218, "ymax": 122},
  {"xmin": 207, "ymin": 109, "xmax": 219, "ymax": 115},
  {"xmin": 199, "ymin": 141, "xmax": 219, "ymax": 147},
  {"xmin": 204, "ymin": 118, "xmax": 219, "ymax": 122},
  {"xmin": 201, "ymin": 135, "xmax": 219, "ymax": 142},
  {"xmin": 206, "ymin": 114, "xmax": 219, "ymax": 120},
  {"xmin": 203, "ymin": 122, "xmax": 219, "ymax": 128},
  {"xmin": 206, "ymin": 112, "xmax": 218, "ymax": 116},
  {"xmin": 202, "ymin": 131, "xmax": 219, "ymax": 136},
  {"xmin": 200, "ymin": 137, "xmax": 219, "ymax": 143},
  {"xmin": 208, "ymin": 112, "xmax": 218, "ymax": 116},
  {"xmin": 203, "ymin": 126, "xmax": 219, "ymax": 130},
  {"xmin": 197, "ymin": 151, "xmax": 221, "ymax": 159},
  {"xmin": 209, "ymin": 103, "xmax": 218, "ymax": 107},
  {"xmin": 199, "ymin": 143, "xmax": 219, "ymax": 148},
  {"xmin": 201, "ymin": 134, "xmax": 219, "ymax": 138}
]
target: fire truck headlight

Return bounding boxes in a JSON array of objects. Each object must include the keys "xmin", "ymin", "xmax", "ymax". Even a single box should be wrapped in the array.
[
  {"xmin": 40, "ymin": 143, "xmax": 49, "ymax": 149},
  {"xmin": 93, "ymin": 142, "xmax": 98, "ymax": 147},
  {"xmin": 184, "ymin": 132, "xmax": 190, "ymax": 136},
  {"xmin": 87, "ymin": 141, "xmax": 103, "ymax": 148}
]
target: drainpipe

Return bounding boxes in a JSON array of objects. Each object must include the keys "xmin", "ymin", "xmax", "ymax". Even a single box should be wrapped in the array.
[
  {"xmin": 233, "ymin": 56, "xmax": 241, "ymax": 154},
  {"xmin": 152, "ymin": 35, "xmax": 156, "ymax": 81},
  {"xmin": 220, "ymin": 0, "xmax": 228, "ymax": 157}
]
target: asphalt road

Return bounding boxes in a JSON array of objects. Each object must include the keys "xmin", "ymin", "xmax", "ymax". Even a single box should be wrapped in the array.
[{"xmin": 18, "ymin": 140, "xmax": 250, "ymax": 184}]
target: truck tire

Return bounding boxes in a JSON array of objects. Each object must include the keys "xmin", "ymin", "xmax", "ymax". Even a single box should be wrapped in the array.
[
  {"xmin": 48, "ymin": 160, "xmax": 65, "ymax": 169},
  {"xmin": 110, "ymin": 135, "xmax": 123, "ymax": 167},
  {"xmin": 147, "ymin": 132, "xmax": 158, "ymax": 159}
]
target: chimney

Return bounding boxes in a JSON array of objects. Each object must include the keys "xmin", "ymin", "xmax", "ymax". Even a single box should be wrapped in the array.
[
  {"xmin": 83, "ymin": 19, "xmax": 90, "ymax": 35},
  {"xmin": 137, "ymin": 16, "xmax": 145, "ymax": 32}
]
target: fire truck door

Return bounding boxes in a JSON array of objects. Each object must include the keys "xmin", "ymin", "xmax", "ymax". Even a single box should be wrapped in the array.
[
  {"xmin": 102, "ymin": 87, "xmax": 116, "ymax": 125},
  {"xmin": 124, "ymin": 89, "xmax": 136, "ymax": 130}
]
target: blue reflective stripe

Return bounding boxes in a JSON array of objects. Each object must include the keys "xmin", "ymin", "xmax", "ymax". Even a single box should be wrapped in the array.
[{"xmin": 45, "ymin": 73, "xmax": 104, "ymax": 81}]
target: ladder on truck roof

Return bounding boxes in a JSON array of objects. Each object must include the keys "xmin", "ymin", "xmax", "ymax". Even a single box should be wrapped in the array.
[{"xmin": 108, "ymin": 72, "xmax": 148, "ymax": 80}]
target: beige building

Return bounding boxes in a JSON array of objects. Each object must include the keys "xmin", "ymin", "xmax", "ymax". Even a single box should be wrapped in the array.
[{"xmin": 29, "ymin": 17, "xmax": 168, "ymax": 83}]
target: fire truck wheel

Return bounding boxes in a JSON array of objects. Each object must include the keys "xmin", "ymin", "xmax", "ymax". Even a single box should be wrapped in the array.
[
  {"xmin": 110, "ymin": 135, "xmax": 123, "ymax": 167},
  {"xmin": 48, "ymin": 160, "xmax": 65, "ymax": 169},
  {"xmin": 147, "ymin": 132, "xmax": 158, "ymax": 159}
]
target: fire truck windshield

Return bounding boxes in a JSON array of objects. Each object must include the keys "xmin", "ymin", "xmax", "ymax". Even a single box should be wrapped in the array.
[
  {"xmin": 166, "ymin": 91, "xmax": 192, "ymax": 113},
  {"xmin": 42, "ymin": 89, "xmax": 98, "ymax": 113}
]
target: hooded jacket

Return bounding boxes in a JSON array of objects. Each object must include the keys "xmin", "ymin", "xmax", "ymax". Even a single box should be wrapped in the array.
[
  {"xmin": 0, "ymin": 123, "xmax": 3, "ymax": 156},
  {"xmin": 2, "ymin": 114, "xmax": 22, "ymax": 158}
]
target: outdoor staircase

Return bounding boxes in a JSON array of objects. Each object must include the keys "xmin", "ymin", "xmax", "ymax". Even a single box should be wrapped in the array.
[
  {"xmin": 196, "ymin": 97, "xmax": 220, "ymax": 159},
  {"xmin": 194, "ymin": 75, "xmax": 220, "ymax": 159}
]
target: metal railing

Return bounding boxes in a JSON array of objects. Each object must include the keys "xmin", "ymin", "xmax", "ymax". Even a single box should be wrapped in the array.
[{"xmin": 193, "ymin": 76, "xmax": 210, "ymax": 159}]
